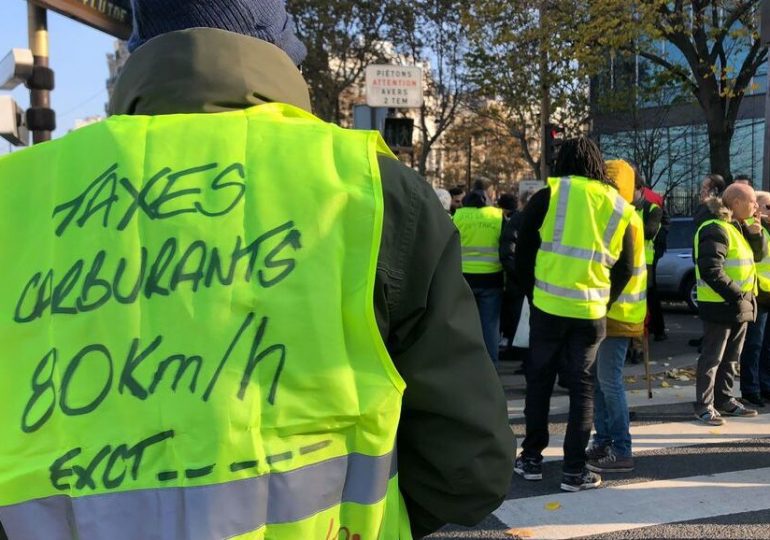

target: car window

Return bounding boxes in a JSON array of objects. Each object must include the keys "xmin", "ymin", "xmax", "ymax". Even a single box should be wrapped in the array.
[{"xmin": 667, "ymin": 219, "xmax": 695, "ymax": 250}]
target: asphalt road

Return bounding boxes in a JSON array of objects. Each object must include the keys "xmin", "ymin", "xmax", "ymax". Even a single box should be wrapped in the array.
[{"xmin": 426, "ymin": 307, "xmax": 770, "ymax": 540}]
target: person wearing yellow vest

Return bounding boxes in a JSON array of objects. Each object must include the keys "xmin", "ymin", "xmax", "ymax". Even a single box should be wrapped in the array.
[
  {"xmin": 632, "ymin": 175, "xmax": 667, "ymax": 342},
  {"xmin": 453, "ymin": 177, "xmax": 504, "ymax": 364},
  {"xmin": 738, "ymin": 190, "xmax": 770, "ymax": 407},
  {"xmin": 0, "ymin": 2, "xmax": 516, "ymax": 539},
  {"xmin": 513, "ymin": 138, "xmax": 635, "ymax": 492},
  {"xmin": 585, "ymin": 160, "xmax": 647, "ymax": 475},
  {"xmin": 694, "ymin": 183, "xmax": 767, "ymax": 426}
]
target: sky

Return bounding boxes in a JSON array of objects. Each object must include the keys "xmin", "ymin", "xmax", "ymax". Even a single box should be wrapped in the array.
[{"xmin": 1, "ymin": 1, "xmax": 115, "ymax": 151}]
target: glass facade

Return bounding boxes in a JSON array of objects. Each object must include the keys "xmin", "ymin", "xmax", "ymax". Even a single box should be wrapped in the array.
[{"xmin": 600, "ymin": 117, "xmax": 765, "ymax": 216}]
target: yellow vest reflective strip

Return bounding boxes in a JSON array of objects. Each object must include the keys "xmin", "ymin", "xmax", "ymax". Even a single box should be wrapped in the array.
[
  {"xmin": 534, "ymin": 176, "xmax": 634, "ymax": 319},
  {"xmin": 461, "ymin": 245, "xmax": 499, "ymax": 264},
  {"xmin": 534, "ymin": 279, "xmax": 610, "ymax": 301},
  {"xmin": 608, "ymin": 213, "xmax": 648, "ymax": 324},
  {"xmin": 454, "ymin": 207, "xmax": 503, "ymax": 273},
  {"xmin": 695, "ymin": 219, "xmax": 757, "ymax": 302},
  {"xmin": 0, "ymin": 451, "xmax": 396, "ymax": 538}
]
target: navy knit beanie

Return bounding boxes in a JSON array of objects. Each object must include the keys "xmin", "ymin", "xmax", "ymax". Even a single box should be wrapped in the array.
[{"xmin": 128, "ymin": 0, "xmax": 307, "ymax": 65}]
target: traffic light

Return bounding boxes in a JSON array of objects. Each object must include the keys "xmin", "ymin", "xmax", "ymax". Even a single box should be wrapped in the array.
[
  {"xmin": 544, "ymin": 123, "xmax": 565, "ymax": 168},
  {"xmin": 383, "ymin": 117, "xmax": 414, "ymax": 149}
]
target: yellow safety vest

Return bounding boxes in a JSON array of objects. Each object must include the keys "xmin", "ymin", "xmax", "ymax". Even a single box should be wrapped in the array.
[
  {"xmin": 453, "ymin": 206, "xmax": 504, "ymax": 273},
  {"xmin": 608, "ymin": 212, "xmax": 648, "ymax": 324},
  {"xmin": 636, "ymin": 201, "xmax": 660, "ymax": 265},
  {"xmin": 534, "ymin": 176, "xmax": 635, "ymax": 320},
  {"xmin": 747, "ymin": 218, "xmax": 770, "ymax": 293},
  {"xmin": 695, "ymin": 219, "xmax": 757, "ymax": 302},
  {"xmin": 0, "ymin": 104, "xmax": 412, "ymax": 539}
]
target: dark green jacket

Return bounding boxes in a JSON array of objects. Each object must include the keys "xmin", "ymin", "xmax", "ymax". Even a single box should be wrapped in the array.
[{"xmin": 110, "ymin": 28, "xmax": 514, "ymax": 538}]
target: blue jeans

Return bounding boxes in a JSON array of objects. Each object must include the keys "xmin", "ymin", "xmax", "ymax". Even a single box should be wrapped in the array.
[
  {"xmin": 471, "ymin": 287, "xmax": 502, "ymax": 364},
  {"xmin": 740, "ymin": 308, "xmax": 769, "ymax": 395},
  {"xmin": 592, "ymin": 337, "xmax": 632, "ymax": 458}
]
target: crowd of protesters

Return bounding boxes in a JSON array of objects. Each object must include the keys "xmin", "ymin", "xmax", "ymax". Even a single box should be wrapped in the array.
[{"xmin": 445, "ymin": 136, "xmax": 770, "ymax": 492}]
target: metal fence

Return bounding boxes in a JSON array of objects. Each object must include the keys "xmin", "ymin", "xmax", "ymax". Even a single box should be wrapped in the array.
[{"xmin": 664, "ymin": 192, "xmax": 699, "ymax": 217}]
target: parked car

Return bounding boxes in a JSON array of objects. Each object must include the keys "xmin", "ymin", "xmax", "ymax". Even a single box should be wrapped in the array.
[{"xmin": 656, "ymin": 217, "xmax": 697, "ymax": 311}]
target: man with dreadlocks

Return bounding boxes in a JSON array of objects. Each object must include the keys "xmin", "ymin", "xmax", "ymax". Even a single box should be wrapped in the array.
[{"xmin": 513, "ymin": 137, "xmax": 635, "ymax": 492}]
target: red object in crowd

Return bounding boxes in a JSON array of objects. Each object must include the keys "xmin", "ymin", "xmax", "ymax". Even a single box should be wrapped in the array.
[{"xmin": 642, "ymin": 186, "xmax": 664, "ymax": 207}]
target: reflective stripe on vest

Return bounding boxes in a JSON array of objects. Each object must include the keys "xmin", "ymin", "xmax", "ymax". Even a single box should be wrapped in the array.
[
  {"xmin": 454, "ymin": 206, "xmax": 503, "ymax": 273},
  {"xmin": 0, "ymin": 103, "xmax": 411, "ymax": 539},
  {"xmin": 1, "ymin": 451, "xmax": 397, "ymax": 540},
  {"xmin": 534, "ymin": 176, "xmax": 634, "ymax": 320},
  {"xmin": 695, "ymin": 219, "xmax": 757, "ymax": 303},
  {"xmin": 608, "ymin": 212, "xmax": 648, "ymax": 324}
]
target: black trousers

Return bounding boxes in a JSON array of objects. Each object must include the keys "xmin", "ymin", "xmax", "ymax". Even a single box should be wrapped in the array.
[
  {"xmin": 647, "ymin": 263, "xmax": 666, "ymax": 337},
  {"xmin": 521, "ymin": 306, "xmax": 606, "ymax": 473}
]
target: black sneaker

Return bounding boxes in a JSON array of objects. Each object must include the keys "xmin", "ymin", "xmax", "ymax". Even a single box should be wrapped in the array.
[
  {"xmin": 585, "ymin": 444, "xmax": 609, "ymax": 461},
  {"xmin": 717, "ymin": 401, "xmax": 758, "ymax": 417},
  {"xmin": 560, "ymin": 469, "xmax": 602, "ymax": 492},
  {"xmin": 514, "ymin": 455, "xmax": 542, "ymax": 481},
  {"xmin": 586, "ymin": 449, "xmax": 634, "ymax": 473},
  {"xmin": 741, "ymin": 393, "xmax": 765, "ymax": 408}
]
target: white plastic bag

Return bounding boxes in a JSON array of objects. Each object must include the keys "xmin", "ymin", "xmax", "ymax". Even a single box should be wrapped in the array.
[{"xmin": 512, "ymin": 296, "xmax": 530, "ymax": 348}]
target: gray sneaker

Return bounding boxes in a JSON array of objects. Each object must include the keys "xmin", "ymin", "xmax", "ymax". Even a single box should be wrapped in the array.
[
  {"xmin": 586, "ymin": 449, "xmax": 634, "ymax": 473},
  {"xmin": 717, "ymin": 401, "xmax": 758, "ymax": 417},
  {"xmin": 585, "ymin": 444, "xmax": 609, "ymax": 461},
  {"xmin": 695, "ymin": 408, "xmax": 725, "ymax": 426},
  {"xmin": 560, "ymin": 469, "xmax": 602, "ymax": 492}
]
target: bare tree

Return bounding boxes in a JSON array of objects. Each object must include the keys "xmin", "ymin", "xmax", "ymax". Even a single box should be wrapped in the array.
[
  {"xmin": 289, "ymin": 0, "xmax": 399, "ymax": 124},
  {"xmin": 395, "ymin": 0, "xmax": 467, "ymax": 178}
]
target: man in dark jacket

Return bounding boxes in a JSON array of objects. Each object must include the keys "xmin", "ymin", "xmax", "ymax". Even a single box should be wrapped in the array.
[
  {"xmin": 1, "ymin": 2, "xmax": 515, "ymax": 538},
  {"xmin": 694, "ymin": 183, "xmax": 766, "ymax": 425}
]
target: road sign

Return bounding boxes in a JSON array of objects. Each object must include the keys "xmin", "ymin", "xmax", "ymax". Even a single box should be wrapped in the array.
[
  {"xmin": 29, "ymin": 0, "xmax": 132, "ymax": 39},
  {"xmin": 365, "ymin": 65, "xmax": 423, "ymax": 108}
]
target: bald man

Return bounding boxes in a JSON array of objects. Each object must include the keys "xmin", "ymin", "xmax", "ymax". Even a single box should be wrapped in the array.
[{"xmin": 694, "ymin": 183, "xmax": 767, "ymax": 425}]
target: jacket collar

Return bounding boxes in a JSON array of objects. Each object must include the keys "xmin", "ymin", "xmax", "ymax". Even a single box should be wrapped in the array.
[
  {"xmin": 704, "ymin": 196, "xmax": 733, "ymax": 222},
  {"xmin": 109, "ymin": 28, "xmax": 312, "ymax": 116}
]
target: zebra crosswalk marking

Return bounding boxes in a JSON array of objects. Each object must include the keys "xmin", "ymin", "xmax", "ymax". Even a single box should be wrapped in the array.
[
  {"xmin": 534, "ymin": 409, "xmax": 770, "ymax": 462},
  {"xmin": 493, "ymin": 466, "xmax": 770, "ymax": 540}
]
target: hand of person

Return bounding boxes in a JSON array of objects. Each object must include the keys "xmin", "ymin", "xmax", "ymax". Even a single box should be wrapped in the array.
[{"xmin": 747, "ymin": 211, "xmax": 763, "ymax": 234}]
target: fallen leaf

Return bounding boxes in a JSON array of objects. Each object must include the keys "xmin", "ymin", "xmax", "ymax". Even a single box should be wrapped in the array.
[
  {"xmin": 545, "ymin": 501, "xmax": 561, "ymax": 511},
  {"xmin": 678, "ymin": 376, "xmax": 690, "ymax": 382},
  {"xmin": 505, "ymin": 528, "xmax": 534, "ymax": 538},
  {"xmin": 661, "ymin": 381, "xmax": 671, "ymax": 388},
  {"xmin": 709, "ymin": 430, "xmax": 721, "ymax": 435},
  {"xmin": 624, "ymin": 376, "xmax": 637, "ymax": 384}
]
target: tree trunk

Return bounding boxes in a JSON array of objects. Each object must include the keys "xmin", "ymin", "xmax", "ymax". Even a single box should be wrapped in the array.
[
  {"xmin": 706, "ymin": 125, "xmax": 732, "ymax": 182},
  {"xmin": 418, "ymin": 144, "xmax": 429, "ymax": 177}
]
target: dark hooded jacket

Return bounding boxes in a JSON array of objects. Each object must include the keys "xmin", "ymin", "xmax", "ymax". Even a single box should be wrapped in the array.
[
  {"xmin": 107, "ymin": 28, "xmax": 514, "ymax": 538},
  {"xmin": 695, "ymin": 197, "xmax": 767, "ymax": 324}
]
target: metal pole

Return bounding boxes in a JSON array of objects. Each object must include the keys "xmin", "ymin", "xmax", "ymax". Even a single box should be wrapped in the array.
[
  {"xmin": 643, "ymin": 332, "xmax": 653, "ymax": 399},
  {"xmin": 28, "ymin": 3, "xmax": 51, "ymax": 144},
  {"xmin": 466, "ymin": 135, "xmax": 472, "ymax": 190},
  {"xmin": 762, "ymin": 0, "xmax": 770, "ymax": 190},
  {"xmin": 539, "ymin": 0, "xmax": 550, "ymax": 181}
]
